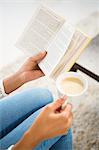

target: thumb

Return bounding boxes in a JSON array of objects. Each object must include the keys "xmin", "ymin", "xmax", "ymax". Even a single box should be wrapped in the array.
[
  {"xmin": 51, "ymin": 96, "xmax": 67, "ymax": 111},
  {"xmin": 33, "ymin": 51, "xmax": 47, "ymax": 63},
  {"xmin": 26, "ymin": 70, "xmax": 44, "ymax": 82}
]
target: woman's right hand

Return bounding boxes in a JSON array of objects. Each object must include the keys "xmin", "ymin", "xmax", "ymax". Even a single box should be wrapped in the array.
[{"xmin": 13, "ymin": 96, "xmax": 73, "ymax": 150}]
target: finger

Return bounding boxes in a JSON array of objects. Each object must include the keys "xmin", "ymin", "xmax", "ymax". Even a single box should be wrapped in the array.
[
  {"xmin": 62, "ymin": 103, "xmax": 72, "ymax": 117},
  {"xmin": 64, "ymin": 103, "xmax": 72, "ymax": 112},
  {"xmin": 34, "ymin": 70, "xmax": 44, "ymax": 78},
  {"xmin": 66, "ymin": 113, "xmax": 73, "ymax": 129},
  {"xmin": 34, "ymin": 65, "xmax": 40, "ymax": 70},
  {"xmin": 64, "ymin": 114, "xmax": 73, "ymax": 134},
  {"xmin": 51, "ymin": 96, "xmax": 67, "ymax": 111},
  {"xmin": 33, "ymin": 51, "xmax": 47, "ymax": 63},
  {"xmin": 28, "ymin": 70, "xmax": 44, "ymax": 81}
]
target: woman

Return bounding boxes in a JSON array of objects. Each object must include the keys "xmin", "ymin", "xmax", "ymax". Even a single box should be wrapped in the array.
[{"xmin": 0, "ymin": 51, "xmax": 73, "ymax": 150}]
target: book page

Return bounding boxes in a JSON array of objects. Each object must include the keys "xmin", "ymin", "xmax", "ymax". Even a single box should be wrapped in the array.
[
  {"xmin": 39, "ymin": 23, "xmax": 75, "ymax": 76},
  {"xmin": 52, "ymin": 30, "xmax": 91, "ymax": 78},
  {"xmin": 16, "ymin": 6, "xmax": 65, "ymax": 56}
]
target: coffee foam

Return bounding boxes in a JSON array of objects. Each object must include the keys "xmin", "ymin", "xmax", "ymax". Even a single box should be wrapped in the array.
[{"xmin": 60, "ymin": 77, "xmax": 84, "ymax": 95}]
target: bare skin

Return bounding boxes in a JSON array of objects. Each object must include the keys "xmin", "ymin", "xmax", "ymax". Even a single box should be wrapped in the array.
[
  {"xmin": 3, "ymin": 51, "xmax": 47, "ymax": 94},
  {"xmin": 12, "ymin": 98, "xmax": 73, "ymax": 150},
  {"xmin": 3, "ymin": 51, "xmax": 73, "ymax": 150}
]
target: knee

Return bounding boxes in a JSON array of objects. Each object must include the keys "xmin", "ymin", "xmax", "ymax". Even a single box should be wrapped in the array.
[
  {"xmin": 39, "ymin": 88, "xmax": 53, "ymax": 104},
  {"xmin": 29, "ymin": 88, "xmax": 53, "ymax": 105}
]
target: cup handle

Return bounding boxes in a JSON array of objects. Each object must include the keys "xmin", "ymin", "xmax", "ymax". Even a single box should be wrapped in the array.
[{"xmin": 61, "ymin": 99, "xmax": 68, "ymax": 110}]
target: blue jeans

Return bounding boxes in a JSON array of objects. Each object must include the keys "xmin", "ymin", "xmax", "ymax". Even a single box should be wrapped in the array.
[{"xmin": 0, "ymin": 88, "xmax": 73, "ymax": 150}]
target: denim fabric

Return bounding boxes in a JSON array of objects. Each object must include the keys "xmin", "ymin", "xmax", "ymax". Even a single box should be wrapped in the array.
[{"xmin": 0, "ymin": 88, "xmax": 72, "ymax": 150}]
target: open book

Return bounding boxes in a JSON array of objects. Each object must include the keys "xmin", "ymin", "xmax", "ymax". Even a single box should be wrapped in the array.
[{"xmin": 16, "ymin": 5, "xmax": 91, "ymax": 78}]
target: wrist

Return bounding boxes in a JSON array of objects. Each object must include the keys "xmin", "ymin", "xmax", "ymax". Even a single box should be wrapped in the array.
[
  {"xmin": 27, "ymin": 126, "xmax": 42, "ymax": 148},
  {"xmin": 12, "ymin": 132, "xmax": 33, "ymax": 150},
  {"xmin": 3, "ymin": 72, "xmax": 24, "ymax": 94},
  {"xmin": 19, "ymin": 71, "xmax": 28, "ymax": 84},
  {"xmin": 16, "ymin": 71, "xmax": 26, "ymax": 85},
  {"xmin": 13, "ymin": 130, "xmax": 41, "ymax": 150}
]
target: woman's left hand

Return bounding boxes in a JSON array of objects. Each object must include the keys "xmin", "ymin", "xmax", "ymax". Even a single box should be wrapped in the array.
[
  {"xmin": 18, "ymin": 51, "xmax": 47, "ymax": 83},
  {"xmin": 3, "ymin": 51, "xmax": 47, "ymax": 94}
]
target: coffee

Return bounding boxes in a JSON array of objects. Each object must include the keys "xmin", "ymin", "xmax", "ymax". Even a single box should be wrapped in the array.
[{"xmin": 60, "ymin": 77, "xmax": 84, "ymax": 95}]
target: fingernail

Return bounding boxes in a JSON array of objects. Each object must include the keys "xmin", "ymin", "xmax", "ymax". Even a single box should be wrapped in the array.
[
  {"xmin": 66, "ymin": 104, "xmax": 72, "ymax": 110},
  {"xmin": 41, "ymin": 50, "xmax": 47, "ymax": 54},
  {"xmin": 60, "ymin": 95, "xmax": 67, "ymax": 101}
]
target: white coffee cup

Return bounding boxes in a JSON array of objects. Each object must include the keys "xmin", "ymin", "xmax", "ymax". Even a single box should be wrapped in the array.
[
  {"xmin": 56, "ymin": 72, "xmax": 88, "ymax": 109},
  {"xmin": 56, "ymin": 72, "xmax": 88, "ymax": 97}
]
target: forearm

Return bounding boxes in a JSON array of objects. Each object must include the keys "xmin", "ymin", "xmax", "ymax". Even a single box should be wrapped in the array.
[
  {"xmin": 12, "ymin": 132, "xmax": 32, "ymax": 150},
  {"xmin": 3, "ymin": 72, "xmax": 24, "ymax": 94},
  {"xmin": 12, "ymin": 129, "xmax": 41, "ymax": 150}
]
